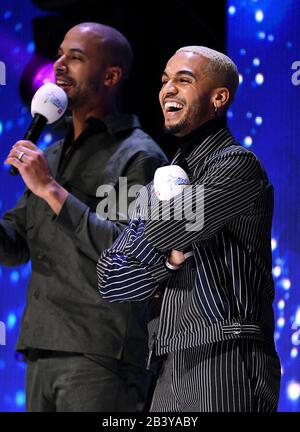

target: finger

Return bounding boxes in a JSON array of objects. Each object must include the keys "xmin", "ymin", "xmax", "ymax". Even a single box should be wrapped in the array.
[
  {"xmin": 5, "ymin": 149, "xmax": 25, "ymax": 162},
  {"xmin": 11, "ymin": 146, "xmax": 39, "ymax": 158},
  {"xmin": 4, "ymin": 156, "xmax": 23, "ymax": 170},
  {"xmin": 12, "ymin": 140, "xmax": 39, "ymax": 151},
  {"xmin": 5, "ymin": 153, "xmax": 33, "ymax": 165}
]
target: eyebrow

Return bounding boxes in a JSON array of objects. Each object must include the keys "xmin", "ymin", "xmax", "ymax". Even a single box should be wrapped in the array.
[
  {"xmin": 57, "ymin": 47, "xmax": 87, "ymax": 57},
  {"xmin": 161, "ymin": 70, "xmax": 196, "ymax": 79}
]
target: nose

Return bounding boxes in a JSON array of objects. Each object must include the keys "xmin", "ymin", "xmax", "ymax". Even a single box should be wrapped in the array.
[
  {"xmin": 54, "ymin": 55, "xmax": 67, "ymax": 74},
  {"xmin": 161, "ymin": 79, "xmax": 178, "ymax": 97}
]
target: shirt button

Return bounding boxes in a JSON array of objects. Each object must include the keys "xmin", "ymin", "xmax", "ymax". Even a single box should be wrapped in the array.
[{"xmin": 37, "ymin": 253, "xmax": 44, "ymax": 260}]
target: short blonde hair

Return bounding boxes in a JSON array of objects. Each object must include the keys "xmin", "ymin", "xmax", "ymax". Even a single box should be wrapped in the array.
[{"xmin": 177, "ymin": 46, "xmax": 239, "ymax": 103}]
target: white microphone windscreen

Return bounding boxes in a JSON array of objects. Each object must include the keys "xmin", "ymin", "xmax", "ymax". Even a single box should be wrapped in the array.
[
  {"xmin": 153, "ymin": 165, "xmax": 190, "ymax": 200},
  {"xmin": 31, "ymin": 82, "xmax": 68, "ymax": 124}
]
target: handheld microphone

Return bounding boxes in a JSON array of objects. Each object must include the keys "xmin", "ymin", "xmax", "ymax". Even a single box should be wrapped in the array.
[
  {"xmin": 153, "ymin": 165, "xmax": 190, "ymax": 200},
  {"xmin": 9, "ymin": 82, "xmax": 68, "ymax": 176}
]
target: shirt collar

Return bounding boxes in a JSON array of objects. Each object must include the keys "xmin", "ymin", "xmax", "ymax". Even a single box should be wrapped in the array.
[
  {"xmin": 102, "ymin": 114, "xmax": 141, "ymax": 134},
  {"xmin": 172, "ymin": 116, "xmax": 232, "ymax": 171},
  {"xmin": 63, "ymin": 113, "xmax": 141, "ymax": 138}
]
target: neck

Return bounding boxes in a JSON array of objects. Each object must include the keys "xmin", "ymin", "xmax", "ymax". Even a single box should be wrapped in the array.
[{"xmin": 71, "ymin": 99, "xmax": 119, "ymax": 140}]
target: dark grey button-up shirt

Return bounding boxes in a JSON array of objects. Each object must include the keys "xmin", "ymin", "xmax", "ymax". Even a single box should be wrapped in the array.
[{"xmin": 0, "ymin": 114, "xmax": 168, "ymax": 367}]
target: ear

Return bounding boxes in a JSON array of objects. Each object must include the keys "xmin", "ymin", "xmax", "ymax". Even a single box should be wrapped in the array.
[
  {"xmin": 212, "ymin": 87, "xmax": 230, "ymax": 110},
  {"xmin": 103, "ymin": 66, "xmax": 123, "ymax": 87}
]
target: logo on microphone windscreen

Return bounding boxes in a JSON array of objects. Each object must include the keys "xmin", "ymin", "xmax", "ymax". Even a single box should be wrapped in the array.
[
  {"xmin": 31, "ymin": 83, "xmax": 68, "ymax": 124},
  {"xmin": 44, "ymin": 91, "xmax": 66, "ymax": 115}
]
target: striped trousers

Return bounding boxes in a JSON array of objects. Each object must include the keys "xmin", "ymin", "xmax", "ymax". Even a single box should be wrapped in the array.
[{"xmin": 150, "ymin": 338, "xmax": 281, "ymax": 412}]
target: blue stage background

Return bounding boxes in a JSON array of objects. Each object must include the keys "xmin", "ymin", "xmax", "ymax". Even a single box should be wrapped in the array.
[{"xmin": 0, "ymin": 0, "xmax": 299, "ymax": 411}]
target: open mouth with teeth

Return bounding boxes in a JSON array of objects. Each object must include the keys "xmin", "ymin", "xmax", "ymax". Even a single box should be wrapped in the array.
[
  {"xmin": 164, "ymin": 101, "xmax": 184, "ymax": 117},
  {"xmin": 164, "ymin": 101, "xmax": 184, "ymax": 112},
  {"xmin": 56, "ymin": 79, "xmax": 73, "ymax": 91}
]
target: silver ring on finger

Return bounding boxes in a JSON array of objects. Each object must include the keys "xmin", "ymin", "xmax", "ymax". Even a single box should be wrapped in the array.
[{"xmin": 17, "ymin": 151, "xmax": 25, "ymax": 162}]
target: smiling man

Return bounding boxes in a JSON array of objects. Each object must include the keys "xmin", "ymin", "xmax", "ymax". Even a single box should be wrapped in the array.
[
  {"xmin": 97, "ymin": 46, "xmax": 281, "ymax": 412},
  {"xmin": 1, "ymin": 22, "xmax": 167, "ymax": 411}
]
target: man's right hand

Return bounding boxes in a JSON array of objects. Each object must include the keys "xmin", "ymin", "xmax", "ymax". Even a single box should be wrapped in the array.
[{"xmin": 168, "ymin": 249, "xmax": 186, "ymax": 266}]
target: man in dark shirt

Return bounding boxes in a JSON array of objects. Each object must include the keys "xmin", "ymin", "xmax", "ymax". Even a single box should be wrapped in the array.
[
  {"xmin": 97, "ymin": 46, "xmax": 281, "ymax": 411},
  {"xmin": 1, "ymin": 22, "xmax": 167, "ymax": 411}
]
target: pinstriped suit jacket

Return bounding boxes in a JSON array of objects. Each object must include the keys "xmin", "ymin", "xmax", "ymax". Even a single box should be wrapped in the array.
[{"xmin": 97, "ymin": 118, "xmax": 277, "ymax": 354}]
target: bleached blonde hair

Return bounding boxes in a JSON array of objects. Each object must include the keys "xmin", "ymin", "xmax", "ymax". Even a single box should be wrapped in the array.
[{"xmin": 177, "ymin": 46, "xmax": 239, "ymax": 103}]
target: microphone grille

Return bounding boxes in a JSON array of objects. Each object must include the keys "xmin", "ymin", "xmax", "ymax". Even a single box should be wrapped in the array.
[{"xmin": 31, "ymin": 82, "xmax": 68, "ymax": 124}]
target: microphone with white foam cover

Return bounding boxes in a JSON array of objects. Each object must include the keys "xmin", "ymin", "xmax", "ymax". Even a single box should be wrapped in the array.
[
  {"xmin": 9, "ymin": 82, "xmax": 68, "ymax": 176},
  {"xmin": 153, "ymin": 165, "xmax": 190, "ymax": 200}
]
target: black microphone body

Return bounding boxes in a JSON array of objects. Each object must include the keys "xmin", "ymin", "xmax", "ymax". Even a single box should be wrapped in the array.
[{"xmin": 9, "ymin": 113, "xmax": 47, "ymax": 176}]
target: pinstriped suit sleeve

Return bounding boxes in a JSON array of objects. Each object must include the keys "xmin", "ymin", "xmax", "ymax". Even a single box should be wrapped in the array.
[
  {"xmin": 142, "ymin": 152, "xmax": 264, "ymax": 252},
  {"xmin": 97, "ymin": 151, "xmax": 265, "ymax": 302}
]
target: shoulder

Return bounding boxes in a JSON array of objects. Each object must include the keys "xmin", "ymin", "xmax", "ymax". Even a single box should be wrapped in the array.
[
  {"xmin": 205, "ymin": 142, "xmax": 269, "ymax": 182},
  {"xmin": 113, "ymin": 128, "xmax": 168, "ymax": 167},
  {"xmin": 119, "ymin": 128, "xmax": 167, "ymax": 159}
]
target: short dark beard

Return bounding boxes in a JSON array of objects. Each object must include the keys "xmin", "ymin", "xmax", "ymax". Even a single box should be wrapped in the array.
[{"xmin": 163, "ymin": 117, "xmax": 190, "ymax": 136}]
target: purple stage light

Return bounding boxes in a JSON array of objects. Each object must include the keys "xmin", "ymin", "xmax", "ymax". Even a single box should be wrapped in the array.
[{"xmin": 32, "ymin": 62, "xmax": 55, "ymax": 91}]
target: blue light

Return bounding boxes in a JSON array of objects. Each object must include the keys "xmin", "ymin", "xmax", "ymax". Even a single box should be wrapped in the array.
[
  {"xmin": 255, "ymin": 10, "xmax": 264, "ymax": 23},
  {"xmin": 26, "ymin": 41, "xmax": 35, "ymax": 54},
  {"xmin": 14, "ymin": 23, "xmax": 22, "ymax": 32},
  {"xmin": 5, "ymin": 120, "xmax": 14, "ymax": 131},
  {"xmin": 17, "ymin": 117, "xmax": 26, "ymax": 127},
  {"xmin": 15, "ymin": 391, "xmax": 25, "ymax": 407},
  {"xmin": 0, "ymin": 360, "xmax": 5, "ymax": 369},
  {"xmin": 273, "ymin": 265, "xmax": 282, "ymax": 277},
  {"xmin": 255, "ymin": 116, "xmax": 263, "ymax": 125},
  {"xmin": 240, "ymin": 48, "xmax": 246, "ymax": 55},
  {"xmin": 257, "ymin": 31, "xmax": 266, "ymax": 39},
  {"xmin": 277, "ymin": 317, "xmax": 285, "ymax": 328},
  {"xmin": 246, "ymin": 111, "xmax": 253, "ymax": 119},
  {"xmin": 243, "ymin": 136, "xmax": 253, "ymax": 147},
  {"xmin": 291, "ymin": 348, "xmax": 298, "ymax": 358},
  {"xmin": 44, "ymin": 133, "xmax": 53, "ymax": 144},
  {"xmin": 7, "ymin": 313, "xmax": 17, "ymax": 330},
  {"xmin": 271, "ymin": 238, "xmax": 278, "ymax": 251},
  {"xmin": 282, "ymin": 278, "xmax": 291, "ymax": 290},
  {"xmin": 255, "ymin": 73, "xmax": 264, "ymax": 85},
  {"xmin": 228, "ymin": 5, "xmax": 236, "ymax": 15},
  {"xmin": 227, "ymin": 110, "xmax": 233, "ymax": 119},
  {"xmin": 0, "ymin": 121, "xmax": 2, "ymax": 135},
  {"xmin": 287, "ymin": 382, "xmax": 300, "ymax": 401},
  {"xmin": 3, "ymin": 10, "xmax": 12, "ymax": 19},
  {"xmin": 253, "ymin": 57, "xmax": 260, "ymax": 66},
  {"xmin": 10, "ymin": 271, "xmax": 19, "ymax": 284},
  {"xmin": 268, "ymin": 34, "xmax": 274, "ymax": 42}
]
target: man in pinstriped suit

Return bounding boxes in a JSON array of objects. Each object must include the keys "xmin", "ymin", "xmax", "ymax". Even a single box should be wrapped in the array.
[{"xmin": 97, "ymin": 46, "xmax": 281, "ymax": 412}]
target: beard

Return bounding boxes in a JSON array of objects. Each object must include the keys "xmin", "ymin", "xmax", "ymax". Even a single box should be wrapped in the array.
[
  {"xmin": 163, "ymin": 101, "xmax": 211, "ymax": 137},
  {"xmin": 67, "ymin": 77, "xmax": 102, "ymax": 110},
  {"xmin": 163, "ymin": 117, "xmax": 188, "ymax": 135},
  {"xmin": 163, "ymin": 108, "xmax": 195, "ymax": 137}
]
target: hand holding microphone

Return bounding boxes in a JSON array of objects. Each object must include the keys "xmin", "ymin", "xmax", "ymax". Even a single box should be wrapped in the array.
[{"xmin": 8, "ymin": 82, "xmax": 67, "ymax": 176}]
